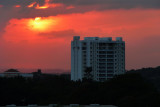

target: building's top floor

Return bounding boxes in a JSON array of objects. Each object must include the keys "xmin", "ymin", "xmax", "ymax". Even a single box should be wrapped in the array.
[{"xmin": 73, "ymin": 36, "xmax": 124, "ymax": 42}]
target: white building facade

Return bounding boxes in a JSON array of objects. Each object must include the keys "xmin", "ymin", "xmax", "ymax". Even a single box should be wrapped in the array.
[{"xmin": 71, "ymin": 36, "xmax": 125, "ymax": 81}]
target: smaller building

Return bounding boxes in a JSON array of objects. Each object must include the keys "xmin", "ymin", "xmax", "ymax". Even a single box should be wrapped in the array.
[
  {"xmin": 4, "ymin": 69, "xmax": 20, "ymax": 78},
  {"xmin": 0, "ymin": 69, "xmax": 33, "ymax": 78}
]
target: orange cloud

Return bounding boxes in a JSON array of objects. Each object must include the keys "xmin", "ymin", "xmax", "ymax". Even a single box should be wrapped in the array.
[
  {"xmin": 2, "ymin": 9, "xmax": 160, "ymax": 70},
  {"xmin": 3, "ymin": 17, "xmax": 61, "ymax": 43},
  {"xmin": 3, "ymin": 9, "xmax": 160, "ymax": 43}
]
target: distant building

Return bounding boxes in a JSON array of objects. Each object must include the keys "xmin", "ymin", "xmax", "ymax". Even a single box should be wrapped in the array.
[
  {"xmin": 32, "ymin": 69, "xmax": 42, "ymax": 78},
  {"xmin": 0, "ymin": 69, "xmax": 33, "ymax": 78},
  {"xmin": 71, "ymin": 36, "xmax": 125, "ymax": 81},
  {"xmin": 4, "ymin": 69, "xmax": 20, "ymax": 77}
]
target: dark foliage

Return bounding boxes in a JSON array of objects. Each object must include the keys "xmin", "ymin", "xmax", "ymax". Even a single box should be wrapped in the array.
[
  {"xmin": 0, "ymin": 73, "xmax": 160, "ymax": 107},
  {"xmin": 127, "ymin": 66, "xmax": 160, "ymax": 92}
]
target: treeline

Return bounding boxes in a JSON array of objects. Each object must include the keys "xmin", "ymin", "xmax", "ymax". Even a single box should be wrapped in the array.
[
  {"xmin": 0, "ymin": 72, "xmax": 160, "ymax": 107},
  {"xmin": 127, "ymin": 66, "xmax": 160, "ymax": 91}
]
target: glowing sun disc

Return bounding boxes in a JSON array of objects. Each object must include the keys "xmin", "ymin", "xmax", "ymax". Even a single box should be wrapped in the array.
[{"xmin": 28, "ymin": 17, "xmax": 54, "ymax": 32}]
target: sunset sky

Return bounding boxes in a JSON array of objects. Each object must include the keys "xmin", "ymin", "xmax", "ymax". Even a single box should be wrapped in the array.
[{"xmin": 0, "ymin": 0, "xmax": 160, "ymax": 71}]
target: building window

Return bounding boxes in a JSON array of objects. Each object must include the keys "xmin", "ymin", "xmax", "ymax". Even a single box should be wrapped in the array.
[{"xmin": 82, "ymin": 47, "xmax": 86, "ymax": 50}]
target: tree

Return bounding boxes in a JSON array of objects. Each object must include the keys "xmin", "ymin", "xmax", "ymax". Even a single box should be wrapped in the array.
[{"xmin": 83, "ymin": 67, "xmax": 93, "ymax": 81}]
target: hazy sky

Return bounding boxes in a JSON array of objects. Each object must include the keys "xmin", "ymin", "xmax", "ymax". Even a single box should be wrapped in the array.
[{"xmin": 0, "ymin": 0, "xmax": 160, "ymax": 71}]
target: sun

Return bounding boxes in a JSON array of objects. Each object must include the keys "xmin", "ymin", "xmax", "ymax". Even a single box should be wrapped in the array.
[{"xmin": 28, "ymin": 17, "xmax": 54, "ymax": 32}]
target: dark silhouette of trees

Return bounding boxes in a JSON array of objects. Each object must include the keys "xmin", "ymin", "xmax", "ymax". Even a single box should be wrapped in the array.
[
  {"xmin": 127, "ymin": 66, "xmax": 160, "ymax": 92},
  {"xmin": 1, "ymin": 67, "xmax": 160, "ymax": 106}
]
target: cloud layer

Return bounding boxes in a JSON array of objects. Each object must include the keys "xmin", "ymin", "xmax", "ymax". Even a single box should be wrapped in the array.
[
  {"xmin": 0, "ymin": 9, "xmax": 159, "ymax": 70},
  {"xmin": 1, "ymin": 0, "xmax": 160, "ymax": 9}
]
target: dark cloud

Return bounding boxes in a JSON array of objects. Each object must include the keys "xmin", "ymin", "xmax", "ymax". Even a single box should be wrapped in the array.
[
  {"xmin": 0, "ymin": 0, "xmax": 160, "ymax": 9},
  {"xmin": 0, "ymin": 0, "xmax": 45, "ymax": 7},
  {"xmin": 53, "ymin": 0, "xmax": 160, "ymax": 9}
]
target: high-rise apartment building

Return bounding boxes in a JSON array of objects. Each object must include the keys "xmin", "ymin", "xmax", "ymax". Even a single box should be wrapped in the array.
[{"xmin": 71, "ymin": 36, "xmax": 125, "ymax": 81}]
